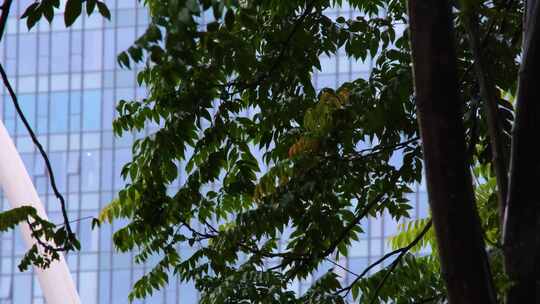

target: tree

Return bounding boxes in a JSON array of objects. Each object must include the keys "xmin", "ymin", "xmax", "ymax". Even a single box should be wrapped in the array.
[
  {"xmin": 86, "ymin": 0, "xmax": 535, "ymax": 303},
  {"xmin": 502, "ymin": 1, "xmax": 540, "ymax": 302},
  {"xmin": 408, "ymin": 0, "xmax": 496, "ymax": 302}
]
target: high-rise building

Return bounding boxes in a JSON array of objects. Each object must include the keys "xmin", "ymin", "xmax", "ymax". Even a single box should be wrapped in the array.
[{"xmin": 0, "ymin": 1, "xmax": 428, "ymax": 303}]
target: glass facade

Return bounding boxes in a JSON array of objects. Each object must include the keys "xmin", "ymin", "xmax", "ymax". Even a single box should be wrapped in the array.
[{"xmin": 0, "ymin": 2, "xmax": 428, "ymax": 303}]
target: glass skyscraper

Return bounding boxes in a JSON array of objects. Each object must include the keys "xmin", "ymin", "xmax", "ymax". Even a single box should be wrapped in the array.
[{"xmin": 0, "ymin": 1, "xmax": 428, "ymax": 303}]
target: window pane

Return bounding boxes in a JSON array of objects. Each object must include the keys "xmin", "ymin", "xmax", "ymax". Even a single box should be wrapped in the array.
[
  {"xmin": 116, "ymin": 27, "xmax": 135, "ymax": 53},
  {"xmin": 13, "ymin": 275, "xmax": 32, "ymax": 303},
  {"xmin": 18, "ymin": 34, "xmax": 37, "ymax": 75},
  {"xmin": 16, "ymin": 94, "xmax": 36, "ymax": 135},
  {"xmin": 51, "ymin": 32, "xmax": 70, "ymax": 73},
  {"xmin": 179, "ymin": 281, "xmax": 198, "ymax": 304},
  {"xmin": 50, "ymin": 151, "xmax": 67, "ymax": 192},
  {"xmin": 84, "ymin": 30, "xmax": 103, "ymax": 70},
  {"xmin": 50, "ymin": 134, "xmax": 68, "ymax": 151},
  {"xmin": 112, "ymin": 270, "xmax": 131, "ymax": 303},
  {"xmin": 99, "ymin": 270, "xmax": 111, "ymax": 304},
  {"xmin": 79, "ymin": 272, "xmax": 98, "ymax": 304},
  {"xmin": 71, "ymin": 30, "xmax": 83, "ymax": 55},
  {"xmin": 81, "ymin": 150, "xmax": 100, "ymax": 191},
  {"xmin": 50, "ymin": 92, "xmax": 69, "ymax": 132},
  {"xmin": 38, "ymin": 35, "xmax": 49, "ymax": 56},
  {"xmin": 83, "ymin": 90, "xmax": 102, "ymax": 130},
  {"xmin": 104, "ymin": 29, "xmax": 116, "ymax": 70},
  {"xmin": 117, "ymin": 9, "xmax": 137, "ymax": 27},
  {"xmin": 101, "ymin": 149, "xmax": 113, "ymax": 190}
]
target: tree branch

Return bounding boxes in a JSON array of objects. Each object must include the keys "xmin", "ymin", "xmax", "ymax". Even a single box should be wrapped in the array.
[
  {"xmin": 415, "ymin": 293, "xmax": 446, "ymax": 304},
  {"xmin": 324, "ymin": 257, "xmax": 360, "ymax": 278},
  {"xmin": 367, "ymin": 220, "xmax": 432, "ymax": 304},
  {"xmin": 408, "ymin": 0, "xmax": 497, "ymax": 301},
  {"xmin": 346, "ymin": 136, "xmax": 420, "ymax": 161},
  {"xmin": 458, "ymin": 0, "xmax": 516, "ymax": 86},
  {"xmin": 225, "ymin": 0, "xmax": 319, "ymax": 94},
  {"xmin": 0, "ymin": 63, "xmax": 74, "ymax": 242},
  {"xmin": 502, "ymin": 1, "xmax": 540, "ymax": 302},
  {"xmin": 462, "ymin": 3, "xmax": 510, "ymax": 223},
  {"xmin": 335, "ymin": 220, "xmax": 432, "ymax": 299},
  {"xmin": 0, "ymin": 0, "xmax": 76, "ymax": 256},
  {"xmin": 284, "ymin": 172, "xmax": 401, "ymax": 280}
]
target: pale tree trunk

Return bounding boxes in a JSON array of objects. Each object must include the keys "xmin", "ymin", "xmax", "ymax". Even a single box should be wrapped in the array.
[
  {"xmin": 503, "ymin": 1, "xmax": 540, "ymax": 302},
  {"xmin": 407, "ymin": 1, "xmax": 497, "ymax": 303}
]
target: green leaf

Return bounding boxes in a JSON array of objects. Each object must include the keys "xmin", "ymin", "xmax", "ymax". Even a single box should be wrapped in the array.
[
  {"xmin": 117, "ymin": 52, "xmax": 130, "ymax": 68},
  {"xmin": 352, "ymin": 282, "xmax": 360, "ymax": 299},
  {"xmin": 86, "ymin": 0, "xmax": 97, "ymax": 15},
  {"xmin": 43, "ymin": 3, "xmax": 55, "ymax": 23},
  {"xmin": 99, "ymin": 0, "xmax": 518, "ymax": 302},
  {"xmin": 91, "ymin": 218, "xmax": 101, "ymax": 229},
  {"xmin": 96, "ymin": 1, "xmax": 111, "ymax": 20},
  {"xmin": 64, "ymin": 0, "xmax": 82, "ymax": 27},
  {"xmin": 225, "ymin": 9, "xmax": 235, "ymax": 30},
  {"xmin": 128, "ymin": 46, "xmax": 143, "ymax": 63},
  {"xmin": 26, "ymin": 9, "xmax": 42, "ymax": 30},
  {"xmin": 21, "ymin": 2, "xmax": 39, "ymax": 19},
  {"xmin": 0, "ymin": 206, "xmax": 35, "ymax": 232}
]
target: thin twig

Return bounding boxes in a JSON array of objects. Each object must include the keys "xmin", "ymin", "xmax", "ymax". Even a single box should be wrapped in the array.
[
  {"xmin": 335, "ymin": 220, "xmax": 432, "ymax": 299},
  {"xmin": 458, "ymin": 0, "xmax": 516, "ymax": 85},
  {"xmin": 0, "ymin": 0, "xmax": 75, "ymax": 255},
  {"xmin": 347, "ymin": 136, "xmax": 420, "ymax": 160},
  {"xmin": 324, "ymin": 257, "xmax": 360, "ymax": 278},
  {"xmin": 415, "ymin": 294, "xmax": 446, "ymax": 303},
  {"xmin": 285, "ymin": 172, "xmax": 401, "ymax": 280},
  {"xmin": 0, "ymin": 63, "xmax": 74, "ymax": 240},
  {"xmin": 368, "ymin": 220, "xmax": 432, "ymax": 304},
  {"xmin": 226, "ymin": 0, "xmax": 319, "ymax": 94},
  {"xmin": 25, "ymin": 218, "xmax": 67, "ymax": 252},
  {"xmin": 323, "ymin": 173, "xmax": 401, "ymax": 260},
  {"xmin": 55, "ymin": 215, "xmax": 94, "ymax": 227}
]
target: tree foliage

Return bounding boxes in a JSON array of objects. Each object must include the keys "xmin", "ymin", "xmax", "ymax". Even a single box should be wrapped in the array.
[
  {"xmin": 0, "ymin": 0, "xmax": 531, "ymax": 302},
  {"xmin": 93, "ymin": 0, "xmax": 529, "ymax": 302},
  {"xmin": 90, "ymin": 0, "xmax": 522, "ymax": 303}
]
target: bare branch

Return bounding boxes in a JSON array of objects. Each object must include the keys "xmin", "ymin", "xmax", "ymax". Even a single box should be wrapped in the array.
[
  {"xmin": 324, "ymin": 257, "xmax": 360, "ymax": 278},
  {"xmin": 335, "ymin": 220, "xmax": 432, "ymax": 299},
  {"xmin": 0, "ymin": 0, "xmax": 76, "ymax": 256},
  {"xmin": 0, "ymin": 63, "xmax": 75, "ymax": 243},
  {"xmin": 346, "ymin": 136, "xmax": 420, "ymax": 161},
  {"xmin": 367, "ymin": 220, "xmax": 432, "ymax": 304}
]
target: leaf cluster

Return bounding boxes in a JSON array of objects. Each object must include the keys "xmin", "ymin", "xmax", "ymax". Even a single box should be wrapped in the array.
[
  {"xmin": 21, "ymin": 0, "xmax": 110, "ymax": 29},
  {"xmin": 0, "ymin": 206, "xmax": 80, "ymax": 271},
  {"xmin": 97, "ymin": 0, "xmax": 523, "ymax": 302}
]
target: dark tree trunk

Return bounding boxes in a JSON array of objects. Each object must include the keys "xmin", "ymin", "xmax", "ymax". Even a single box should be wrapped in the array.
[
  {"xmin": 503, "ymin": 2, "xmax": 540, "ymax": 302},
  {"xmin": 407, "ymin": 1, "xmax": 497, "ymax": 303}
]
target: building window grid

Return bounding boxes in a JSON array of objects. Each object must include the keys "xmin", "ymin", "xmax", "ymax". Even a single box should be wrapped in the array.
[{"xmin": 108, "ymin": 1, "xmax": 119, "ymax": 301}]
